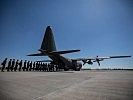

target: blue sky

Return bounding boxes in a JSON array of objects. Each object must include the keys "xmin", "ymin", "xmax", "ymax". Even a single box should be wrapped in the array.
[{"xmin": 0, "ymin": 0, "xmax": 133, "ymax": 69}]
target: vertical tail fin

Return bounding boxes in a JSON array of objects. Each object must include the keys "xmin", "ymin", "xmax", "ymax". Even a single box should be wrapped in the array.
[{"xmin": 40, "ymin": 26, "xmax": 57, "ymax": 52}]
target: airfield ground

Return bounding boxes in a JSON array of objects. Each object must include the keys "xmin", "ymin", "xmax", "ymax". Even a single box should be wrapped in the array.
[{"xmin": 0, "ymin": 70, "xmax": 133, "ymax": 100}]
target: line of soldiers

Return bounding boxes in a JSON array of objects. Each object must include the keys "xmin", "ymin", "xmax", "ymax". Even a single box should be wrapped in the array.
[{"xmin": 1, "ymin": 58, "xmax": 60, "ymax": 72}]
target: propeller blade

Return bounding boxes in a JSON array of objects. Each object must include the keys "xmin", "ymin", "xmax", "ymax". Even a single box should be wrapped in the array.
[
  {"xmin": 82, "ymin": 60, "xmax": 86, "ymax": 65},
  {"xmin": 97, "ymin": 61, "xmax": 100, "ymax": 66}
]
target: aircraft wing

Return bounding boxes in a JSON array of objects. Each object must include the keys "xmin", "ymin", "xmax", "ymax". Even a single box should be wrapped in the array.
[
  {"xmin": 72, "ymin": 55, "xmax": 131, "ymax": 66},
  {"xmin": 110, "ymin": 56, "xmax": 132, "ymax": 58},
  {"xmin": 72, "ymin": 55, "xmax": 131, "ymax": 61},
  {"xmin": 28, "ymin": 49, "xmax": 80, "ymax": 56}
]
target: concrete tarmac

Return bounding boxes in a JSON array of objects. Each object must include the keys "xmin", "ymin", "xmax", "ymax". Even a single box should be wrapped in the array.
[{"xmin": 0, "ymin": 70, "xmax": 133, "ymax": 100}]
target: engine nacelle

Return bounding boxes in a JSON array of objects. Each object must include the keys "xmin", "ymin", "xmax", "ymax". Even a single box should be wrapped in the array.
[{"xmin": 87, "ymin": 60, "xmax": 93, "ymax": 65}]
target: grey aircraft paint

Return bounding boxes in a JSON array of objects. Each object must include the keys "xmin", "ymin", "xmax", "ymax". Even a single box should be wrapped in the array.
[
  {"xmin": 28, "ymin": 26, "xmax": 82, "ymax": 71},
  {"xmin": 27, "ymin": 26, "xmax": 131, "ymax": 71}
]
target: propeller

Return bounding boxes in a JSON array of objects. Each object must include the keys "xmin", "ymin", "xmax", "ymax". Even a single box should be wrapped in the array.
[
  {"xmin": 82, "ymin": 60, "xmax": 87, "ymax": 65},
  {"xmin": 96, "ymin": 56, "xmax": 100, "ymax": 66},
  {"xmin": 94, "ymin": 56, "xmax": 103, "ymax": 66},
  {"xmin": 96, "ymin": 60, "xmax": 100, "ymax": 66}
]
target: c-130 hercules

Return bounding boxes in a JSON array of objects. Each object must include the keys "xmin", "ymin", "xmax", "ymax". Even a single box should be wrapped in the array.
[{"xmin": 27, "ymin": 26, "xmax": 131, "ymax": 71}]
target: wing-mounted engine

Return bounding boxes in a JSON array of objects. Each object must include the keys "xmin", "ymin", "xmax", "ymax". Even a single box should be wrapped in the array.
[
  {"xmin": 93, "ymin": 56, "xmax": 104, "ymax": 66},
  {"xmin": 82, "ymin": 59, "xmax": 93, "ymax": 65},
  {"xmin": 74, "ymin": 55, "xmax": 131, "ymax": 67},
  {"xmin": 82, "ymin": 56, "xmax": 104, "ymax": 66}
]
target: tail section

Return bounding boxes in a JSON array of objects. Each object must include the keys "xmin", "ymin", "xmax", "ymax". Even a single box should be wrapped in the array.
[
  {"xmin": 27, "ymin": 26, "xmax": 80, "ymax": 56},
  {"xmin": 40, "ymin": 26, "xmax": 57, "ymax": 52}
]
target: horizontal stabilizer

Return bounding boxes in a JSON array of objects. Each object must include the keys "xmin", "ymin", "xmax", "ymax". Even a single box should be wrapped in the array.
[
  {"xmin": 50, "ymin": 49, "xmax": 80, "ymax": 54},
  {"xmin": 27, "ymin": 53, "xmax": 47, "ymax": 56},
  {"xmin": 27, "ymin": 49, "xmax": 80, "ymax": 56},
  {"xmin": 36, "ymin": 60, "xmax": 52, "ymax": 62}
]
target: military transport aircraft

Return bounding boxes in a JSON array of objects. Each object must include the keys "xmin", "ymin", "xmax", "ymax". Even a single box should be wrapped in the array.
[{"xmin": 27, "ymin": 26, "xmax": 131, "ymax": 71}]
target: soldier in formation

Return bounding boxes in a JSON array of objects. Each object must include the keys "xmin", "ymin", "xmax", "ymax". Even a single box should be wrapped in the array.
[
  {"xmin": 1, "ymin": 58, "xmax": 7, "ymax": 72},
  {"xmin": 1, "ymin": 58, "xmax": 61, "ymax": 72},
  {"xmin": 6, "ymin": 59, "xmax": 12, "ymax": 71}
]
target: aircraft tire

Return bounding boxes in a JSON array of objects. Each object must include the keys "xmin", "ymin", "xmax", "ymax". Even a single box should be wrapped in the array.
[
  {"xmin": 75, "ymin": 67, "xmax": 81, "ymax": 71},
  {"xmin": 64, "ymin": 68, "xmax": 69, "ymax": 71}
]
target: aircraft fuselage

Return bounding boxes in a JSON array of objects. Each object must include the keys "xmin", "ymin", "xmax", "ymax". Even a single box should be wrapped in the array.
[{"xmin": 48, "ymin": 54, "xmax": 82, "ymax": 71}]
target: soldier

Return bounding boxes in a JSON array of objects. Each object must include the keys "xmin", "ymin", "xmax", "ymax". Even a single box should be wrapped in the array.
[
  {"xmin": 44, "ymin": 63, "xmax": 47, "ymax": 71},
  {"xmin": 26, "ymin": 61, "xmax": 30, "ymax": 71},
  {"xmin": 52, "ymin": 64, "xmax": 54, "ymax": 72},
  {"xmin": 56, "ymin": 65, "xmax": 59, "ymax": 71},
  {"xmin": 10, "ymin": 59, "xmax": 15, "ymax": 71},
  {"xmin": 46, "ymin": 63, "xmax": 49, "ymax": 72},
  {"xmin": 49, "ymin": 64, "xmax": 52, "ymax": 72},
  {"xmin": 42, "ymin": 63, "xmax": 44, "ymax": 71},
  {"xmin": 1, "ymin": 58, "xmax": 7, "ymax": 72},
  {"xmin": 33, "ymin": 62, "xmax": 36, "ymax": 71},
  {"xmin": 42, "ymin": 63, "xmax": 46, "ymax": 71},
  {"xmin": 36, "ymin": 62, "xmax": 38, "ymax": 71},
  {"xmin": 14, "ymin": 60, "xmax": 19, "ymax": 71},
  {"xmin": 22, "ymin": 60, "xmax": 27, "ymax": 71},
  {"xmin": 6, "ymin": 59, "xmax": 12, "ymax": 71},
  {"xmin": 38, "ymin": 62, "xmax": 40, "ymax": 71},
  {"xmin": 35, "ymin": 62, "xmax": 37, "ymax": 71},
  {"xmin": 40, "ymin": 62, "xmax": 42, "ymax": 71},
  {"xmin": 19, "ymin": 60, "xmax": 23, "ymax": 71},
  {"xmin": 29, "ymin": 61, "xmax": 32, "ymax": 71},
  {"xmin": 48, "ymin": 63, "xmax": 50, "ymax": 72}
]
